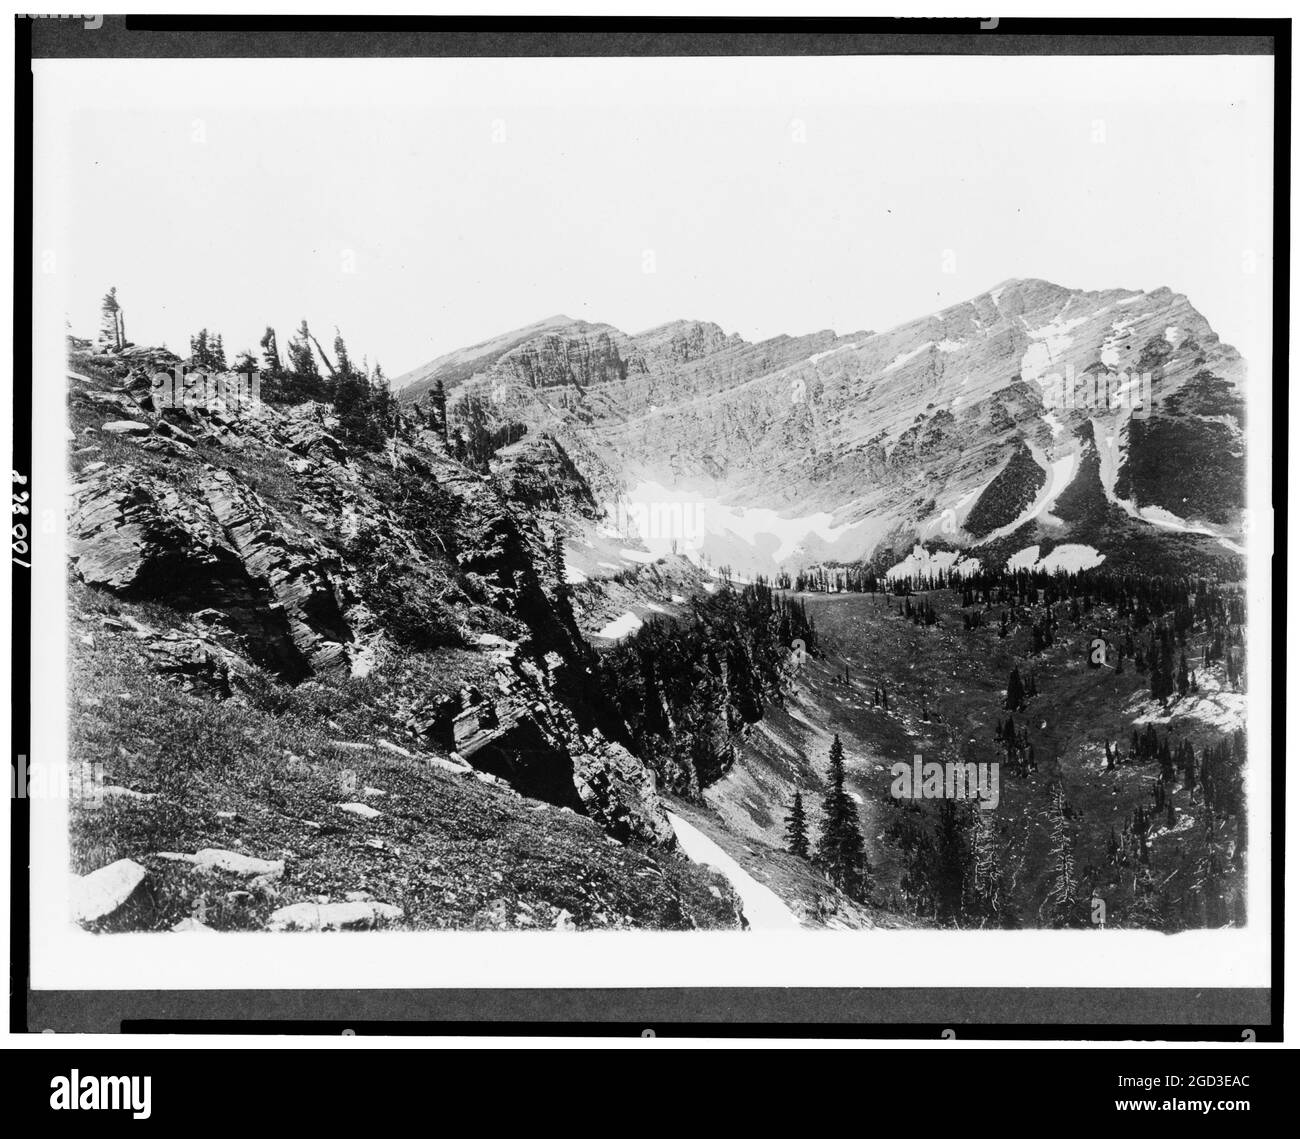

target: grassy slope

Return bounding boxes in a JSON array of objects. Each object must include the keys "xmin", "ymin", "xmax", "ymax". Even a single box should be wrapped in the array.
[{"xmin": 68, "ymin": 584, "xmax": 743, "ymax": 932}]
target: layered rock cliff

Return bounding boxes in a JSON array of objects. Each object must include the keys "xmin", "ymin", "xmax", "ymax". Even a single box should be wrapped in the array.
[{"xmin": 395, "ymin": 279, "xmax": 1247, "ymax": 578}]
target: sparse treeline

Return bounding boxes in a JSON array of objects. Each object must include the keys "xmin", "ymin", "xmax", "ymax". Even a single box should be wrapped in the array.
[
  {"xmin": 772, "ymin": 565, "xmax": 951, "ymax": 595},
  {"xmin": 600, "ymin": 582, "xmax": 817, "ymax": 795},
  {"xmin": 185, "ymin": 318, "xmax": 529, "ymax": 470},
  {"xmin": 952, "ymin": 566, "xmax": 1244, "ymax": 635},
  {"xmin": 1102, "ymin": 727, "xmax": 1247, "ymax": 929},
  {"xmin": 953, "ymin": 565, "xmax": 1246, "ymax": 696},
  {"xmin": 876, "ymin": 726, "xmax": 1245, "ymax": 930},
  {"xmin": 189, "ymin": 319, "xmax": 400, "ymax": 451}
]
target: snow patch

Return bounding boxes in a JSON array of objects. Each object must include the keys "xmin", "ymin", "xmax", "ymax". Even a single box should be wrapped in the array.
[
  {"xmin": 887, "ymin": 544, "xmax": 981, "ymax": 581},
  {"xmin": 884, "ymin": 341, "xmax": 934, "ymax": 372},
  {"xmin": 1020, "ymin": 316, "xmax": 1089, "ymax": 387},
  {"xmin": 666, "ymin": 812, "xmax": 801, "ymax": 931},
  {"xmin": 595, "ymin": 611, "xmax": 643, "ymax": 640},
  {"xmin": 809, "ymin": 342, "xmax": 857, "ymax": 364},
  {"xmin": 621, "ymin": 479, "xmax": 850, "ymax": 569},
  {"xmin": 1127, "ymin": 688, "xmax": 1246, "ymax": 734},
  {"xmin": 1006, "ymin": 543, "xmax": 1105, "ymax": 573},
  {"xmin": 1036, "ymin": 543, "xmax": 1106, "ymax": 573}
]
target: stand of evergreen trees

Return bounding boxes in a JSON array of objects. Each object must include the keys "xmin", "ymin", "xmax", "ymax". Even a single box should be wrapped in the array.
[
  {"xmin": 600, "ymin": 582, "xmax": 817, "ymax": 795},
  {"xmin": 783, "ymin": 735, "xmax": 871, "ymax": 902},
  {"xmin": 183, "ymin": 317, "xmax": 542, "ymax": 472}
]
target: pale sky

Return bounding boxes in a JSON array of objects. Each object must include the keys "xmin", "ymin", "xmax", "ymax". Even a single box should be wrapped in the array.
[{"xmin": 33, "ymin": 54, "xmax": 1273, "ymax": 377}]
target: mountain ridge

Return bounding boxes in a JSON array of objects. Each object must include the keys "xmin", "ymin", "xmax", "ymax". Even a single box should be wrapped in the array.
[{"xmin": 394, "ymin": 277, "xmax": 1247, "ymax": 579}]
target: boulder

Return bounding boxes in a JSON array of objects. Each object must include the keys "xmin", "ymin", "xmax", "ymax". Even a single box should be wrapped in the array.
[
  {"xmin": 194, "ymin": 848, "xmax": 284, "ymax": 878},
  {"xmin": 155, "ymin": 848, "xmax": 284, "ymax": 878},
  {"xmin": 71, "ymin": 859, "xmax": 147, "ymax": 923},
  {"xmin": 266, "ymin": 901, "xmax": 403, "ymax": 931}
]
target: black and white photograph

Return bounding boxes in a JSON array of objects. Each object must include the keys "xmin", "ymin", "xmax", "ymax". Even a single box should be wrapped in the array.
[{"xmin": 8, "ymin": 12, "xmax": 1287, "ymax": 1064}]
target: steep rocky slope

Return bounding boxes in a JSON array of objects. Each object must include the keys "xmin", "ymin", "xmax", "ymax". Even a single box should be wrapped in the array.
[{"xmin": 65, "ymin": 348, "xmax": 764, "ymax": 930}]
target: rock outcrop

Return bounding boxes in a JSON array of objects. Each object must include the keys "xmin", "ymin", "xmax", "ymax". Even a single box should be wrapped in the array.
[{"xmin": 67, "ymin": 352, "xmax": 677, "ymax": 847}]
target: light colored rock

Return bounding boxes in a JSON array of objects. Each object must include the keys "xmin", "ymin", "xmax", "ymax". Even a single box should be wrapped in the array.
[
  {"xmin": 266, "ymin": 900, "xmax": 403, "ymax": 931},
  {"xmin": 101, "ymin": 420, "xmax": 151, "ymax": 435},
  {"xmin": 171, "ymin": 917, "xmax": 215, "ymax": 933},
  {"xmin": 428, "ymin": 755, "xmax": 472, "ymax": 775},
  {"xmin": 154, "ymin": 848, "xmax": 284, "ymax": 878},
  {"xmin": 375, "ymin": 739, "xmax": 412, "ymax": 757},
  {"xmin": 101, "ymin": 785, "xmax": 156, "ymax": 802},
  {"xmin": 554, "ymin": 909, "xmax": 576, "ymax": 931},
  {"xmin": 336, "ymin": 802, "xmax": 382, "ymax": 820},
  {"xmin": 193, "ymin": 848, "xmax": 284, "ymax": 877},
  {"xmin": 71, "ymin": 859, "xmax": 147, "ymax": 923}
]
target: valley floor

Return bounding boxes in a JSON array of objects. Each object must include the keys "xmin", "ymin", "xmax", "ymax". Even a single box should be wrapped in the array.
[{"xmin": 678, "ymin": 586, "xmax": 1247, "ymax": 931}]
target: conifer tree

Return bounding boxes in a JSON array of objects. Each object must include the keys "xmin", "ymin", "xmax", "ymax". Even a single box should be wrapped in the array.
[
  {"xmin": 1005, "ymin": 666, "xmax": 1025, "ymax": 711},
  {"xmin": 551, "ymin": 529, "xmax": 570, "ymax": 610},
  {"xmin": 785, "ymin": 791, "xmax": 810, "ymax": 858},
  {"xmin": 432, "ymin": 378, "xmax": 449, "ymax": 439},
  {"xmin": 333, "ymin": 328, "xmax": 353, "ymax": 377},
  {"xmin": 640, "ymin": 651, "xmax": 670, "ymax": 739},
  {"xmin": 816, "ymin": 734, "xmax": 867, "ymax": 898},
  {"xmin": 259, "ymin": 326, "xmax": 282, "ymax": 374},
  {"xmin": 286, "ymin": 320, "xmax": 319, "ymax": 377}
]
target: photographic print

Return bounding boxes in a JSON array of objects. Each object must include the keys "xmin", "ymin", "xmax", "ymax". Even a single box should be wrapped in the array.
[{"xmin": 21, "ymin": 27, "xmax": 1273, "ymax": 1005}]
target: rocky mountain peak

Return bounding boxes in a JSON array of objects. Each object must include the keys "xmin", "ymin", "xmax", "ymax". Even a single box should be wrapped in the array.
[{"xmin": 395, "ymin": 278, "xmax": 1246, "ymax": 580}]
